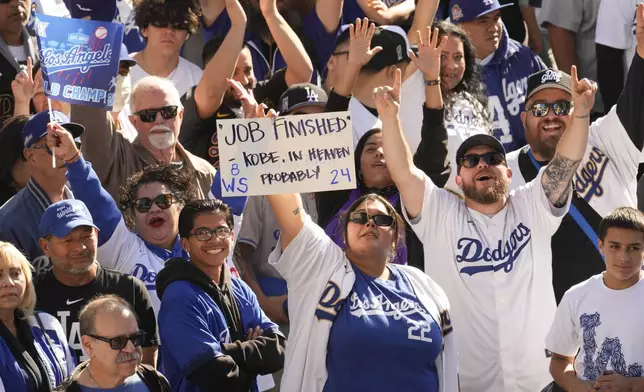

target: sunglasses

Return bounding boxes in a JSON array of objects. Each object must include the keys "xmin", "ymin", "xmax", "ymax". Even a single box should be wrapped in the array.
[
  {"xmin": 88, "ymin": 331, "xmax": 146, "ymax": 350},
  {"xmin": 189, "ymin": 226, "xmax": 232, "ymax": 242},
  {"xmin": 133, "ymin": 194, "xmax": 175, "ymax": 213},
  {"xmin": 349, "ymin": 211, "xmax": 395, "ymax": 227},
  {"xmin": 134, "ymin": 105, "xmax": 178, "ymax": 123},
  {"xmin": 528, "ymin": 101, "xmax": 572, "ymax": 117},
  {"xmin": 150, "ymin": 20, "xmax": 190, "ymax": 31},
  {"xmin": 31, "ymin": 141, "xmax": 82, "ymax": 155},
  {"xmin": 459, "ymin": 152, "xmax": 506, "ymax": 169}
]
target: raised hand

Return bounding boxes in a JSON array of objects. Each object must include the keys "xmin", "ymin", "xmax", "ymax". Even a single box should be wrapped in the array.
[
  {"xmin": 46, "ymin": 123, "xmax": 79, "ymax": 162},
  {"xmin": 225, "ymin": 0, "xmax": 247, "ymax": 27},
  {"xmin": 348, "ymin": 18, "xmax": 383, "ymax": 68},
  {"xmin": 228, "ymin": 78, "xmax": 258, "ymax": 118},
  {"xmin": 373, "ymin": 68, "xmax": 402, "ymax": 119},
  {"xmin": 570, "ymin": 65, "xmax": 597, "ymax": 116},
  {"xmin": 636, "ymin": 3, "xmax": 644, "ymax": 58},
  {"xmin": 409, "ymin": 27, "xmax": 447, "ymax": 80},
  {"xmin": 259, "ymin": 0, "xmax": 278, "ymax": 17},
  {"xmin": 11, "ymin": 57, "xmax": 36, "ymax": 104}
]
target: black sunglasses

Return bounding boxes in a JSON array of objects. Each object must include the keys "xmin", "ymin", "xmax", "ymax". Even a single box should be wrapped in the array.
[
  {"xmin": 133, "ymin": 194, "xmax": 175, "ymax": 213},
  {"xmin": 528, "ymin": 101, "xmax": 572, "ymax": 117},
  {"xmin": 459, "ymin": 152, "xmax": 506, "ymax": 169},
  {"xmin": 349, "ymin": 211, "xmax": 395, "ymax": 227},
  {"xmin": 150, "ymin": 20, "xmax": 190, "ymax": 31},
  {"xmin": 88, "ymin": 331, "xmax": 146, "ymax": 350},
  {"xmin": 31, "ymin": 141, "xmax": 82, "ymax": 155},
  {"xmin": 189, "ymin": 226, "xmax": 232, "ymax": 242},
  {"xmin": 134, "ymin": 105, "xmax": 178, "ymax": 123}
]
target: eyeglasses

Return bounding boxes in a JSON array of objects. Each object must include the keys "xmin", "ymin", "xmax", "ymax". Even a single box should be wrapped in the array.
[
  {"xmin": 87, "ymin": 331, "xmax": 146, "ymax": 350},
  {"xmin": 133, "ymin": 105, "xmax": 178, "ymax": 123},
  {"xmin": 349, "ymin": 211, "xmax": 395, "ymax": 227},
  {"xmin": 332, "ymin": 51, "xmax": 349, "ymax": 56},
  {"xmin": 133, "ymin": 194, "xmax": 175, "ymax": 213},
  {"xmin": 527, "ymin": 101, "xmax": 572, "ymax": 117},
  {"xmin": 188, "ymin": 226, "xmax": 233, "ymax": 241},
  {"xmin": 31, "ymin": 141, "xmax": 82, "ymax": 155},
  {"xmin": 459, "ymin": 152, "xmax": 506, "ymax": 169}
]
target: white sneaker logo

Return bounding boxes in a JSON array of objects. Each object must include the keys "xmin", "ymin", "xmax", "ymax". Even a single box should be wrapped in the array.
[{"xmin": 66, "ymin": 298, "xmax": 84, "ymax": 305}]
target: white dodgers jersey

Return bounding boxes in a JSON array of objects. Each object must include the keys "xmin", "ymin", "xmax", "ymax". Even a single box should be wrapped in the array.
[{"xmin": 404, "ymin": 169, "xmax": 570, "ymax": 392}]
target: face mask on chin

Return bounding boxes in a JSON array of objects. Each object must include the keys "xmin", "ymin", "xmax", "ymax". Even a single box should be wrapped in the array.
[{"xmin": 112, "ymin": 74, "xmax": 132, "ymax": 113}]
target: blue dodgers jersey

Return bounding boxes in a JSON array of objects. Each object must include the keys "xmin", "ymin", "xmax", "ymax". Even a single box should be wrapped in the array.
[
  {"xmin": 159, "ymin": 278, "xmax": 279, "ymax": 392},
  {"xmin": 483, "ymin": 25, "xmax": 546, "ymax": 151},
  {"xmin": 324, "ymin": 265, "xmax": 443, "ymax": 392}
]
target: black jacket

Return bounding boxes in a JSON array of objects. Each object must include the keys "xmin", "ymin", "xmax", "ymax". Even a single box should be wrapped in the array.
[{"xmin": 0, "ymin": 30, "xmax": 37, "ymax": 125}]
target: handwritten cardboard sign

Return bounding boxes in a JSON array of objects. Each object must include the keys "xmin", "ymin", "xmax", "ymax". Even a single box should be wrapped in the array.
[{"xmin": 218, "ymin": 111, "xmax": 356, "ymax": 196}]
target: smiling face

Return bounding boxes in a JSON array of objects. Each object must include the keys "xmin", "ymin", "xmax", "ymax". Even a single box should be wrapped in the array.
[
  {"xmin": 181, "ymin": 212, "xmax": 233, "ymax": 273},
  {"xmin": 345, "ymin": 199, "xmax": 396, "ymax": 262},
  {"xmin": 0, "ymin": 252, "xmax": 26, "ymax": 312},
  {"xmin": 41, "ymin": 226, "xmax": 97, "ymax": 275},
  {"xmin": 440, "ymin": 35, "xmax": 466, "ymax": 92},
  {"xmin": 522, "ymin": 88, "xmax": 572, "ymax": 161},
  {"xmin": 460, "ymin": 10, "xmax": 503, "ymax": 59},
  {"xmin": 132, "ymin": 182, "xmax": 181, "ymax": 249},
  {"xmin": 456, "ymin": 145, "xmax": 511, "ymax": 204},
  {"xmin": 601, "ymin": 227, "xmax": 644, "ymax": 288},
  {"xmin": 359, "ymin": 132, "xmax": 393, "ymax": 189}
]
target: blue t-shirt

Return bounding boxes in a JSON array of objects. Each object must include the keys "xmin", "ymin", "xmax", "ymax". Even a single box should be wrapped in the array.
[
  {"xmin": 324, "ymin": 264, "xmax": 443, "ymax": 391},
  {"xmin": 80, "ymin": 373, "xmax": 148, "ymax": 391}
]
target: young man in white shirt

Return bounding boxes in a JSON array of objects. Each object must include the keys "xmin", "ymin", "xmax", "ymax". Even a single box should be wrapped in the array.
[
  {"xmin": 376, "ymin": 56, "xmax": 596, "ymax": 391},
  {"xmin": 546, "ymin": 206, "xmax": 644, "ymax": 392}
]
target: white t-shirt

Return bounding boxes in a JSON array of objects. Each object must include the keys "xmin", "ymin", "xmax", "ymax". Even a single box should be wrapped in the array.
[
  {"xmin": 404, "ymin": 169, "xmax": 571, "ymax": 392},
  {"xmin": 595, "ymin": 0, "xmax": 638, "ymax": 83},
  {"xmin": 8, "ymin": 45, "xmax": 27, "ymax": 63},
  {"xmin": 506, "ymin": 106, "xmax": 641, "ymax": 217},
  {"xmin": 546, "ymin": 274, "xmax": 644, "ymax": 380},
  {"xmin": 443, "ymin": 94, "xmax": 489, "ymax": 193},
  {"xmin": 130, "ymin": 56, "xmax": 203, "ymax": 97}
]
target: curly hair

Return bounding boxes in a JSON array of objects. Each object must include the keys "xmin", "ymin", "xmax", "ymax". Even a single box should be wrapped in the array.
[
  {"xmin": 433, "ymin": 20, "xmax": 490, "ymax": 122},
  {"xmin": 135, "ymin": 0, "xmax": 201, "ymax": 35},
  {"xmin": 118, "ymin": 165, "xmax": 197, "ymax": 228}
]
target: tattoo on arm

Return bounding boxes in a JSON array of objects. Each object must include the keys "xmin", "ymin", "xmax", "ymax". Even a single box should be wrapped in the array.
[
  {"xmin": 541, "ymin": 153, "xmax": 581, "ymax": 207},
  {"xmin": 292, "ymin": 208, "xmax": 300, "ymax": 216}
]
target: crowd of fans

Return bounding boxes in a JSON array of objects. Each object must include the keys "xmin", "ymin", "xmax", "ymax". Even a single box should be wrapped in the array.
[{"xmin": 1, "ymin": 0, "xmax": 643, "ymax": 391}]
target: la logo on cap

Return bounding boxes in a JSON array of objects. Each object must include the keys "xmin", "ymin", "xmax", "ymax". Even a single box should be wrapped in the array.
[
  {"xmin": 305, "ymin": 87, "xmax": 318, "ymax": 102},
  {"xmin": 451, "ymin": 5, "xmax": 464, "ymax": 21},
  {"xmin": 541, "ymin": 69, "xmax": 562, "ymax": 84}
]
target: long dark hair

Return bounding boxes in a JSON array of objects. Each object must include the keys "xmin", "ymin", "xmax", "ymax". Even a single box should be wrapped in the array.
[
  {"xmin": 433, "ymin": 20, "xmax": 489, "ymax": 118},
  {"xmin": 0, "ymin": 116, "xmax": 29, "ymax": 205}
]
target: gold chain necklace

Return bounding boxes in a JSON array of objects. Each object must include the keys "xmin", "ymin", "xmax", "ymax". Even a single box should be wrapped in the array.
[{"xmin": 86, "ymin": 365, "xmax": 101, "ymax": 388}]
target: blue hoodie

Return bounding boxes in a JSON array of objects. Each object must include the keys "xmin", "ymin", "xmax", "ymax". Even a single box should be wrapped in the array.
[{"xmin": 483, "ymin": 25, "xmax": 545, "ymax": 151}]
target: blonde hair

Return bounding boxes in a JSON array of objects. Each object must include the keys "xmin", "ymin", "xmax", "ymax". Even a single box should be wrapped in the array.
[{"xmin": 0, "ymin": 242, "xmax": 37, "ymax": 316}]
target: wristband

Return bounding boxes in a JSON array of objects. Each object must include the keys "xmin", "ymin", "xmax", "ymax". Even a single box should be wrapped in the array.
[
  {"xmin": 424, "ymin": 78, "xmax": 441, "ymax": 86},
  {"xmin": 63, "ymin": 150, "xmax": 81, "ymax": 164}
]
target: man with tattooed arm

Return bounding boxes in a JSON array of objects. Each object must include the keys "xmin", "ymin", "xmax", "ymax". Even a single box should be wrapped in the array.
[{"xmin": 375, "ymin": 47, "xmax": 596, "ymax": 391}]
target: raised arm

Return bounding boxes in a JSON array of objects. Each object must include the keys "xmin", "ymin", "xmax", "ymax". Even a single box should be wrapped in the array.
[
  {"xmin": 266, "ymin": 193, "xmax": 306, "ymax": 251},
  {"xmin": 407, "ymin": 0, "xmax": 439, "ymax": 46},
  {"xmin": 200, "ymin": 0, "xmax": 227, "ymax": 28},
  {"xmin": 194, "ymin": 0, "xmax": 247, "ymax": 119},
  {"xmin": 357, "ymin": 0, "xmax": 415, "ymax": 26},
  {"xmin": 315, "ymin": 0, "xmax": 343, "ymax": 33},
  {"xmin": 541, "ymin": 65, "xmax": 595, "ymax": 207},
  {"xmin": 376, "ymin": 68, "xmax": 426, "ymax": 219},
  {"xmin": 260, "ymin": 0, "xmax": 313, "ymax": 86}
]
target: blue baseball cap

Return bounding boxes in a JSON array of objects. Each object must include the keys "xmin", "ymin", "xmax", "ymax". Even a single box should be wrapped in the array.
[
  {"xmin": 40, "ymin": 200, "xmax": 99, "ymax": 239},
  {"xmin": 23, "ymin": 111, "xmax": 84, "ymax": 149},
  {"xmin": 449, "ymin": 0, "xmax": 512, "ymax": 24},
  {"xmin": 119, "ymin": 43, "xmax": 136, "ymax": 67}
]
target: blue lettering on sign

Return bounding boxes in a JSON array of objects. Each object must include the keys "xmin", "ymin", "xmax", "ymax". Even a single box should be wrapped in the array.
[
  {"xmin": 40, "ymin": 44, "xmax": 114, "ymax": 74},
  {"xmin": 330, "ymin": 168, "xmax": 351, "ymax": 185},
  {"xmin": 456, "ymin": 223, "xmax": 532, "ymax": 276},
  {"xmin": 315, "ymin": 281, "xmax": 345, "ymax": 321},
  {"xmin": 132, "ymin": 263, "xmax": 157, "ymax": 290},
  {"xmin": 574, "ymin": 147, "xmax": 609, "ymax": 202}
]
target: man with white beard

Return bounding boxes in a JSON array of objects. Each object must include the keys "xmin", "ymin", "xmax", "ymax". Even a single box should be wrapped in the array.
[{"xmin": 70, "ymin": 76, "xmax": 215, "ymax": 200}]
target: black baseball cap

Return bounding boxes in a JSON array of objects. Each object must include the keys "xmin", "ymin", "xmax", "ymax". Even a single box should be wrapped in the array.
[
  {"xmin": 455, "ymin": 134, "xmax": 506, "ymax": 166},
  {"xmin": 526, "ymin": 69, "xmax": 572, "ymax": 101},
  {"xmin": 278, "ymin": 83, "xmax": 328, "ymax": 114},
  {"xmin": 336, "ymin": 24, "xmax": 415, "ymax": 72}
]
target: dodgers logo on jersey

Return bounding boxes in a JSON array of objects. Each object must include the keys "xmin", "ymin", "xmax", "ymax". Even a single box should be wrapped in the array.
[
  {"xmin": 315, "ymin": 281, "xmax": 345, "ymax": 322},
  {"xmin": 132, "ymin": 263, "xmax": 157, "ymax": 290},
  {"xmin": 574, "ymin": 147, "xmax": 609, "ymax": 202},
  {"xmin": 456, "ymin": 222, "xmax": 532, "ymax": 276},
  {"xmin": 348, "ymin": 291, "xmax": 428, "ymax": 319}
]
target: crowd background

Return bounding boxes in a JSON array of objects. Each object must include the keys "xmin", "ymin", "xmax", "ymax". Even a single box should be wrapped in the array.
[{"xmin": 1, "ymin": 0, "xmax": 644, "ymax": 391}]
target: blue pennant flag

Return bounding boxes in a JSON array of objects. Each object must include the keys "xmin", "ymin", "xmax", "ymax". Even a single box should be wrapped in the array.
[{"xmin": 33, "ymin": 13, "xmax": 123, "ymax": 110}]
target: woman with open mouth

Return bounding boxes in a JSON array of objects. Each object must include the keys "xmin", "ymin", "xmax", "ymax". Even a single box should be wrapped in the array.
[{"xmin": 0, "ymin": 241, "xmax": 75, "ymax": 391}]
